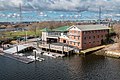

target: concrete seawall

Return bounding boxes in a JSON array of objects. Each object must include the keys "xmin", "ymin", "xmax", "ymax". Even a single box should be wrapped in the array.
[{"xmin": 105, "ymin": 51, "xmax": 120, "ymax": 58}]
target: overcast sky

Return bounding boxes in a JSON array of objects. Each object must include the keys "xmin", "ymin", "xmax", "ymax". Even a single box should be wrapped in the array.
[{"xmin": 0, "ymin": 0, "xmax": 120, "ymax": 12}]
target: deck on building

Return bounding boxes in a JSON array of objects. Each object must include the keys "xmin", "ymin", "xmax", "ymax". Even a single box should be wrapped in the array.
[{"xmin": 39, "ymin": 43, "xmax": 74, "ymax": 53}]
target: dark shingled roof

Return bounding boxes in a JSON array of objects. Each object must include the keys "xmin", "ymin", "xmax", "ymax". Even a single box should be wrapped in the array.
[
  {"xmin": 74, "ymin": 25, "xmax": 111, "ymax": 31},
  {"xmin": 53, "ymin": 26, "xmax": 69, "ymax": 32}
]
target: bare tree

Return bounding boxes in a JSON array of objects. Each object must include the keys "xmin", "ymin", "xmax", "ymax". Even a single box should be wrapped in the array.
[{"xmin": 112, "ymin": 24, "xmax": 120, "ymax": 49}]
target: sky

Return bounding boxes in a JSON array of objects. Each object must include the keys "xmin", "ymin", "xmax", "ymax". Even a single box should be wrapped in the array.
[
  {"xmin": 0, "ymin": 0, "xmax": 120, "ymax": 13},
  {"xmin": 0, "ymin": 0, "xmax": 120, "ymax": 22}
]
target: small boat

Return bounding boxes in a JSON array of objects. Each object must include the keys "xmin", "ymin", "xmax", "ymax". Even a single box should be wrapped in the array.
[
  {"xmin": 18, "ymin": 53, "xmax": 24, "ymax": 56},
  {"xmin": 38, "ymin": 59, "xmax": 42, "ymax": 62},
  {"xmin": 33, "ymin": 49, "xmax": 42, "ymax": 54},
  {"xmin": 43, "ymin": 53, "xmax": 57, "ymax": 58},
  {"xmin": 40, "ymin": 58, "xmax": 45, "ymax": 61},
  {"xmin": 27, "ymin": 55, "xmax": 44, "ymax": 62},
  {"xmin": 27, "ymin": 55, "xmax": 35, "ymax": 60},
  {"xmin": 36, "ymin": 57, "xmax": 45, "ymax": 62}
]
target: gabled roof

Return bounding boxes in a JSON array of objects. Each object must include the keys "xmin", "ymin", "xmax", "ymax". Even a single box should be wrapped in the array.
[
  {"xmin": 41, "ymin": 28, "xmax": 51, "ymax": 32},
  {"xmin": 53, "ymin": 26, "xmax": 69, "ymax": 32},
  {"xmin": 71, "ymin": 25, "xmax": 111, "ymax": 31}
]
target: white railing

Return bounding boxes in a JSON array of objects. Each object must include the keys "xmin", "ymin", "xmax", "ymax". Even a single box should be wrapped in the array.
[{"xmin": 68, "ymin": 33, "xmax": 80, "ymax": 36}]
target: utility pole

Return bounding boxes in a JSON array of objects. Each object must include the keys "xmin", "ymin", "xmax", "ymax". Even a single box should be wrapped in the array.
[
  {"xmin": 99, "ymin": 6, "xmax": 102, "ymax": 24},
  {"xmin": 33, "ymin": 50, "xmax": 37, "ymax": 61},
  {"xmin": 16, "ymin": 45, "xmax": 18, "ymax": 53},
  {"xmin": 19, "ymin": 3, "xmax": 22, "ymax": 23},
  {"xmin": 25, "ymin": 31, "xmax": 27, "ymax": 43},
  {"xmin": 49, "ymin": 43, "xmax": 50, "ymax": 53},
  {"xmin": 62, "ymin": 44, "xmax": 64, "ymax": 54}
]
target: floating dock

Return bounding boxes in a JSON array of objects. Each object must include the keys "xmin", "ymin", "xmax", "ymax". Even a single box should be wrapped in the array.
[{"xmin": 3, "ymin": 53, "xmax": 34, "ymax": 64}]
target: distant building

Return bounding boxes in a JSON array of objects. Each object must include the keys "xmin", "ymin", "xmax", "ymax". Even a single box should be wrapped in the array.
[{"xmin": 41, "ymin": 25, "xmax": 110, "ymax": 50}]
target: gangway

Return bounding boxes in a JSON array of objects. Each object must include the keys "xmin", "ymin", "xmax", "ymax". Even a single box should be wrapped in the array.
[{"xmin": 3, "ymin": 44, "xmax": 33, "ymax": 54}]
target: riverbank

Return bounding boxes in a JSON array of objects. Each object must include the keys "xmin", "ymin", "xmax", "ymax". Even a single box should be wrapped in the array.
[
  {"xmin": 92, "ymin": 49, "xmax": 106, "ymax": 56},
  {"xmin": 92, "ymin": 47, "xmax": 120, "ymax": 59},
  {"xmin": 80, "ymin": 44, "xmax": 120, "ymax": 59},
  {"xmin": 79, "ymin": 45, "xmax": 106, "ymax": 55}
]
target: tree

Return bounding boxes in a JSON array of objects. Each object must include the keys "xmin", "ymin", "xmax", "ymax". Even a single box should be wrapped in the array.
[{"xmin": 113, "ymin": 24, "xmax": 120, "ymax": 49}]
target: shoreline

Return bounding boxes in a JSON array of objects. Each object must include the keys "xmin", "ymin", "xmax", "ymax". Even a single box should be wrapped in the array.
[{"xmin": 92, "ymin": 49, "xmax": 120, "ymax": 59}]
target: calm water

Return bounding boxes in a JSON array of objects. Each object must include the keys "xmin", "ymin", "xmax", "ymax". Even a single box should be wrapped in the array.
[
  {"xmin": 0, "ymin": 11, "xmax": 97, "ymax": 22},
  {"xmin": 0, "ymin": 54, "xmax": 120, "ymax": 80},
  {"xmin": 0, "ymin": 10, "xmax": 118, "ymax": 22}
]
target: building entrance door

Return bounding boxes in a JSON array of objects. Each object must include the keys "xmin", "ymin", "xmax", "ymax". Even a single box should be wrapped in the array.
[{"xmin": 63, "ymin": 40, "xmax": 66, "ymax": 43}]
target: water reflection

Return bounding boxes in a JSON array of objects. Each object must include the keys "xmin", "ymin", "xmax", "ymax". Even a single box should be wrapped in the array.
[{"xmin": 1, "ymin": 53, "xmax": 120, "ymax": 80}]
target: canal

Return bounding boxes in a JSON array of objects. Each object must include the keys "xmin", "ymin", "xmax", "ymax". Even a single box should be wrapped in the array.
[{"xmin": 0, "ymin": 53, "xmax": 120, "ymax": 80}]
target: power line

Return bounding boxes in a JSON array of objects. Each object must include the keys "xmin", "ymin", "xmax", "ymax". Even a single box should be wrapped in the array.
[
  {"xmin": 19, "ymin": 3, "xmax": 22, "ymax": 23},
  {"xmin": 99, "ymin": 6, "xmax": 102, "ymax": 24}
]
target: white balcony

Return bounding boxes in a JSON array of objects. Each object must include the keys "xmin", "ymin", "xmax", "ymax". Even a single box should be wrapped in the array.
[{"xmin": 67, "ymin": 33, "xmax": 80, "ymax": 36}]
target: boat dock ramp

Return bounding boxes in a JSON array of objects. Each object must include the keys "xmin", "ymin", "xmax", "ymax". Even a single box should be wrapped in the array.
[{"xmin": 80, "ymin": 45, "xmax": 105, "ymax": 55}]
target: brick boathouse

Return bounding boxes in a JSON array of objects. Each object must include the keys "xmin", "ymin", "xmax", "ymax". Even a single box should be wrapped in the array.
[{"xmin": 41, "ymin": 25, "xmax": 110, "ymax": 50}]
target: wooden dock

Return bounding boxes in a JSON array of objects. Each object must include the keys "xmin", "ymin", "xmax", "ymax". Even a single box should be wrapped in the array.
[
  {"xmin": 80, "ymin": 45, "xmax": 105, "ymax": 54},
  {"xmin": 0, "ymin": 52, "xmax": 4, "ymax": 56},
  {"xmin": 39, "ymin": 44, "xmax": 74, "ymax": 55},
  {"xmin": 2, "ymin": 53, "xmax": 34, "ymax": 64}
]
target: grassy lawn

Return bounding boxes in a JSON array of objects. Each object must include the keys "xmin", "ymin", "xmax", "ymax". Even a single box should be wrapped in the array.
[{"xmin": 4, "ymin": 30, "xmax": 42, "ymax": 38}]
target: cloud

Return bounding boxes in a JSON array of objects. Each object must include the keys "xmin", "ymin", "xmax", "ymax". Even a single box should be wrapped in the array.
[{"xmin": 0, "ymin": 0, "xmax": 120, "ymax": 13}]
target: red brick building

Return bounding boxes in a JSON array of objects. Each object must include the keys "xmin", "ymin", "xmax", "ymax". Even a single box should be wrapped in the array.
[
  {"xmin": 41, "ymin": 25, "xmax": 110, "ymax": 50},
  {"xmin": 60, "ymin": 25, "xmax": 110, "ymax": 50}
]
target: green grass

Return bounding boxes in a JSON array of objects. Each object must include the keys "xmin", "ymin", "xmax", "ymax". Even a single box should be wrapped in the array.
[{"xmin": 4, "ymin": 30, "xmax": 42, "ymax": 38}]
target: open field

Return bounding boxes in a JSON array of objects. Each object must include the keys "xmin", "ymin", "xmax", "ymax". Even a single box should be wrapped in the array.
[{"xmin": 3, "ymin": 30, "xmax": 42, "ymax": 38}]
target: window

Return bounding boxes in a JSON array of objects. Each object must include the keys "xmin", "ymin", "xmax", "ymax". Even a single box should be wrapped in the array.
[
  {"xmin": 78, "ymin": 37, "xmax": 80, "ymax": 40},
  {"xmin": 93, "ymin": 41, "xmax": 95, "ymax": 43},
  {"xmin": 101, "ymin": 35, "xmax": 103, "ymax": 38},
  {"xmin": 89, "ymin": 36, "xmax": 91, "ymax": 39},
  {"xmin": 70, "ymin": 41, "xmax": 72, "ymax": 44},
  {"xmin": 78, "ymin": 43, "xmax": 80, "ymax": 46},
  {"xmin": 84, "ymin": 32, "xmax": 86, "ymax": 34},
  {"xmin": 93, "ymin": 36, "xmax": 95, "ymax": 39},
  {"xmin": 84, "ymin": 37, "xmax": 86, "ymax": 40},
  {"xmin": 98, "ymin": 35, "xmax": 99, "ymax": 38},
  {"xmin": 74, "ymin": 42, "xmax": 76, "ymax": 45},
  {"xmin": 74, "ymin": 36, "xmax": 76, "ymax": 39}
]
